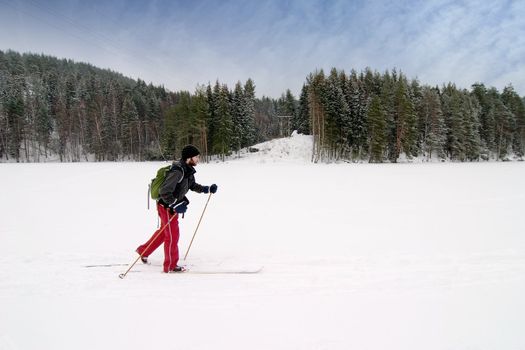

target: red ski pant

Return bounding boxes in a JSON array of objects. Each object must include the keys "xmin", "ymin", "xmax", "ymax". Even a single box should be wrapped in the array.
[{"xmin": 137, "ymin": 202, "xmax": 180, "ymax": 272}]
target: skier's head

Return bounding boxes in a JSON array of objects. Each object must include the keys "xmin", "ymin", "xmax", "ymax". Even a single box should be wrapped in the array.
[{"xmin": 181, "ymin": 145, "xmax": 200, "ymax": 165}]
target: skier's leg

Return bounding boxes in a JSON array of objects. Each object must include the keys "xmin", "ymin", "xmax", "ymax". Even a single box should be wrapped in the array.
[
  {"xmin": 163, "ymin": 208, "xmax": 180, "ymax": 272},
  {"xmin": 136, "ymin": 203, "xmax": 168, "ymax": 258}
]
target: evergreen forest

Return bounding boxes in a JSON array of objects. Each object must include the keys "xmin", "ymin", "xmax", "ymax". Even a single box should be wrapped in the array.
[
  {"xmin": 0, "ymin": 50, "xmax": 283, "ymax": 162},
  {"xmin": 299, "ymin": 68, "xmax": 525, "ymax": 162},
  {"xmin": 1, "ymin": 50, "xmax": 524, "ymax": 163}
]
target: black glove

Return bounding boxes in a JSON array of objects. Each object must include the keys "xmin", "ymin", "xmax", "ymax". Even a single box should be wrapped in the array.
[
  {"xmin": 203, "ymin": 184, "xmax": 218, "ymax": 194},
  {"xmin": 169, "ymin": 201, "xmax": 188, "ymax": 215}
]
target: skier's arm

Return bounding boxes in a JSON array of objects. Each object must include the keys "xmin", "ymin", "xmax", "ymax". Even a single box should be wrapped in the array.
[
  {"xmin": 190, "ymin": 181, "xmax": 206, "ymax": 193},
  {"xmin": 159, "ymin": 169, "xmax": 183, "ymax": 205}
]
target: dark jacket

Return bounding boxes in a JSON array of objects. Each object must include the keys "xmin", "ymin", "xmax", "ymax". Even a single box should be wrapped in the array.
[{"xmin": 158, "ymin": 160, "xmax": 205, "ymax": 208}]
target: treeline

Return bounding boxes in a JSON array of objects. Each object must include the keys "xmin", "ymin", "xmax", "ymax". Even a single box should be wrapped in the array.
[
  {"xmin": 291, "ymin": 68, "xmax": 525, "ymax": 162},
  {"xmin": 4, "ymin": 50, "xmax": 524, "ymax": 164},
  {"xmin": 0, "ymin": 50, "xmax": 283, "ymax": 162}
]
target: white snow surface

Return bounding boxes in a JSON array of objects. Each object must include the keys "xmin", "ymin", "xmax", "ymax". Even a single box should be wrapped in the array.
[{"xmin": 1, "ymin": 133, "xmax": 525, "ymax": 350}]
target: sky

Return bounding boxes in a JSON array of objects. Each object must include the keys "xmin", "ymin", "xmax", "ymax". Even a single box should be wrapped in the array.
[{"xmin": 1, "ymin": 0, "xmax": 524, "ymax": 98}]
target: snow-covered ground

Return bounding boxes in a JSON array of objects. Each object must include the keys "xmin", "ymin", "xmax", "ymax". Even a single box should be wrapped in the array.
[{"xmin": 1, "ymin": 134, "xmax": 525, "ymax": 350}]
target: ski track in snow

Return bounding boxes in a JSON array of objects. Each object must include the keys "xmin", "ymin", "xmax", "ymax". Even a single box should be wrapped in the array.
[{"xmin": 1, "ymin": 252, "xmax": 524, "ymax": 299}]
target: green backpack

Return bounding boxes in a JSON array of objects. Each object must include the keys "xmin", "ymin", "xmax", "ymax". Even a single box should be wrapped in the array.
[{"xmin": 149, "ymin": 163, "xmax": 184, "ymax": 201}]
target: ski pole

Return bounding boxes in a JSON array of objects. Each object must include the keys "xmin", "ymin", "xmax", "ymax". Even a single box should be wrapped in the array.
[
  {"xmin": 184, "ymin": 193, "xmax": 212, "ymax": 261},
  {"xmin": 119, "ymin": 210, "xmax": 178, "ymax": 279}
]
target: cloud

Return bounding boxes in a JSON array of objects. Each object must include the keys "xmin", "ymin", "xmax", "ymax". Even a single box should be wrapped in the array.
[{"xmin": 1, "ymin": 0, "xmax": 524, "ymax": 97}]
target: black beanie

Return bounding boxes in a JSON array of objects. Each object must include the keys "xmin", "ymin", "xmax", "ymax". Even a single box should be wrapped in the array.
[{"xmin": 181, "ymin": 145, "xmax": 200, "ymax": 160}]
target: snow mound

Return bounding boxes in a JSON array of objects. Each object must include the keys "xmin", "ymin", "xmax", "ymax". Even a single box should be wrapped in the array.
[{"xmin": 222, "ymin": 131, "xmax": 313, "ymax": 163}]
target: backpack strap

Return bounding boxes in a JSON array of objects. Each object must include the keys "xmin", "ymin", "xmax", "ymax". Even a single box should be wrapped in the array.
[{"xmin": 170, "ymin": 162, "xmax": 185, "ymax": 183}]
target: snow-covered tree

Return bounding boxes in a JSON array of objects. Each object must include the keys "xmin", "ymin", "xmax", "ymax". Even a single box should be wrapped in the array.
[
  {"xmin": 418, "ymin": 87, "xmax": 446, "ymax": 160},
  {"xmin": 501, "ymin": 85, "xmax": 525, "ymax": 158},
  {"xmin": 294, "ymin": 85, "xmax": 310, "ymax": 135},
  {"xmin": 367, "ymin": 95, "xmax": 387, "ymax": 162}
]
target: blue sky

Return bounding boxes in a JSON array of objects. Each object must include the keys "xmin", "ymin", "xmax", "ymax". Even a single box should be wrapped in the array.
[{"xmin": 1, "ymin": 0, "xmax": 524, "ymax": 98}]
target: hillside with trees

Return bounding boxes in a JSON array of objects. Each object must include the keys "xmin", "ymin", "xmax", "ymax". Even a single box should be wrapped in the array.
[
  {"xmin": 0, "ymin": 50, "xmax": 282, "ymax": 162},
  {"xmin": 2, "ymin": 50, "xmax": 524, "ymax": 163}
]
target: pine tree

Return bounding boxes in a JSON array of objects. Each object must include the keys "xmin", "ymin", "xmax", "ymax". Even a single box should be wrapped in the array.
[
  {"xmin": 161, "ymin": 107, "xmax": 177, "ymax": 159},
  {"xmin": 471, "ymin": 83, "xmax": 495, "ymax": 159},
  {"xmin": 34, "ymin": 82, "xmax": 52, "ymax": 158},
  {"xmin": 380, "ymin": 70, "xmax": 397, "ymax": 162},
  {"xmin": 283, "ymin": 89, "xmax": 297, "ymax": 117},
  {"xmin": 294, "ymin": 85, "xmax": 310, "ymax": 134},
  {"xmin": 461, "ymin": 91, "xmax": 482, "ymax": 161},
  {"xmin": 242, "ymin": 79, "xmax": 256, "ymax": 147},
  {"xmin": 191, "ymin": 85, "xmax": 210, "ymax": 161},
  {"xmin": 80, "ymin": 77, "xmax": 99, "ymax": 160},
  {"xmin": 23, "ymin": 69, "xmax": 43, "ymax": 161},
  {"xmin": 121, "ymin": 92, "xmax": 140, "ymax": 159},
  {"xmin": 439, "ymin": 85, "xmax": 482, "ymax": 161},
  {"xmin": 2, "ymin": 54, "xmax": 27, "ymax": 161},
  {"xmin": 367, "ymin": 95, "xmax": 387, "ymax": 162},
  {"xmin": 74, "ymin": 77, "xmax": 90, "ymax": 160},
  {"xmin": 207, "ymin": 81, "xmax": 222, "ymax": 156},
  {"xmin": 0, "ymin": 51, "xmax": 8, "ymax": 159},
  {"xmin": 176, "ymin": 92, "xmax": 197, "ymax": 156},
  {"xmin": 441, "ymin": 84, "xmax": 466, "ymax": 160},
  {"xmin": 418, "ymin": 87, "xmax": 446, "ymax": 160},
  {"xmin": 4, "ymin": 74, "xmax": 25, "ymax": 161},
  {"xmin": 65, "ymin": 75, "xmax": 83, "ymax": 161},
  {"xmin": 490, "ymin": 89, "xmax": 515, "ymax": 160},
  {"xmin": 501, "ymin": 85, "xmax": 525, "ymax": 158},
  {"xmin": 395, "ymin": 75, "xmax": 418, "ymax": 159},
  {"xmin": 213, "ymin": 84, "xmax": 233, "ymax": 160},
  {"xmin": 324, "ymin": 68, "xmax": 351, "ymax": 160},
  {"xmin": 231, "ymin": 81, "xmax": 244, "ymax": 152},
  {"xmin": 307, "ymin": 70, "xmax": 327, "ymax": 162},
  {"xmin": 144, "ymin": 89, "xmax": 163, "ymax": 159},
  {"xmin": 361, "ymin": 67, "xmax": 382, "ymax": 96},
  {"xmin": 346, "ymin": 74, "xmax": 367, "ymax": 159},
  {"xmin": 410, "ymin": 78, "xmax": 423, "ymax": 156}
]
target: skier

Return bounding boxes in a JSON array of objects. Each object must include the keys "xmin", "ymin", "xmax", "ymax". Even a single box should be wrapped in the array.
[{"xmin": 136, "ymin": 145, "xmax": 217, "ymax": 273}]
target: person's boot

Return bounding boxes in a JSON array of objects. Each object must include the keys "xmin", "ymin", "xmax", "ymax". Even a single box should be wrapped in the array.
[
  {"xmin": 168, "ymin": 266, "xmax": 186, "ymax": 273},
  {"xmin": 136, "ymin": 249, "xmax": 148, "ymax": 264}
]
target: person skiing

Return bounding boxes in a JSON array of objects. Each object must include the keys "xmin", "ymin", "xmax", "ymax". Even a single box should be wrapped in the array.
[{"xmin": 136, "ymin": 145, "xmax": 217, "ymax": 273}]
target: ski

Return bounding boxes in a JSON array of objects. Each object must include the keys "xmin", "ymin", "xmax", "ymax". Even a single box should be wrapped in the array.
[
  {"xmin": 123, "ymin": 267, "xmax": 263, "ymax": 274},
  {"xmin": 84, "ymin": 263, "xmax": 129, "ymax": 268},
  {"xmin": 86, "ymin": 263, "xmax": 263, "ymax": 274},
  {"xmin": 85, "ymin": 262, "xmax": 153, "ymax": 268}
]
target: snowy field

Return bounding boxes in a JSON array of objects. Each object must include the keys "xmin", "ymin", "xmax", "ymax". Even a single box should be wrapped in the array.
[{"xmin": 1, "ymin": 134, "xmax": 525, "ymax": 350}]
